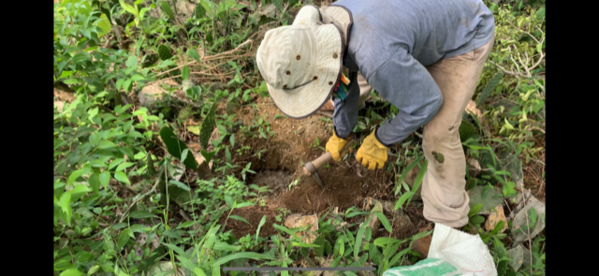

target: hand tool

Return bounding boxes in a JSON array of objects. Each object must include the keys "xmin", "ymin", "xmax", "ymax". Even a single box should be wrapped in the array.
[{"xmin": 302, "ymin": 140, "xmax": 352, "ymax": 188}]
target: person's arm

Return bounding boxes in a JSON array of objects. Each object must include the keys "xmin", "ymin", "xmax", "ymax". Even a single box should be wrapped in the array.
[
  {"xmin": 367, "ymin": 47, "xmax": 443, "ymax": 146},
  {"xmin": 332, "ymin": 71, "xmax": 360, "ymax": 138}
]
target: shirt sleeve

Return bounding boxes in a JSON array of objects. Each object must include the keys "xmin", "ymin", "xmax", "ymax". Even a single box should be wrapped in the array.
[
  {"xmin": 332, "ymin": 71, "xmax": 360, "ymax": 139},
  {"xmin": 366, "ymin": 46, "xmax": 443, "ymax": 146}
]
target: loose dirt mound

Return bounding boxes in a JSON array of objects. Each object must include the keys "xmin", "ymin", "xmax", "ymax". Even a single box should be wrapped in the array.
[{"xmin": 231, "ymin": 98, "xmax": 393, "ymax": 212}]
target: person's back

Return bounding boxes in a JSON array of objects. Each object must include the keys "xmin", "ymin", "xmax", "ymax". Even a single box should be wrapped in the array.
[{"xmin": 334, "ymin": 0, "xmax": 494, "ymax": 73}]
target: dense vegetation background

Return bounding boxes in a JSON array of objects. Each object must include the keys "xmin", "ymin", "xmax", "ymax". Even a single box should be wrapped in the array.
[{"xmin": 53, "ymin": 0, "xmax": 545, "ymax": 275}]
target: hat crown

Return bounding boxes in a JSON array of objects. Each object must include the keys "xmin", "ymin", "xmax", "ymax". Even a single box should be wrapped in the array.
[{"xmin": 257, "ymin": 27, "xmax": 316, "ymax": 91}]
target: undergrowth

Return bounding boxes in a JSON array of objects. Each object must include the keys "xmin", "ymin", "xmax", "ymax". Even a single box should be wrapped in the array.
[{"xmin": 54, "ymin": 0, "xmax": 545, "ymax": 275}]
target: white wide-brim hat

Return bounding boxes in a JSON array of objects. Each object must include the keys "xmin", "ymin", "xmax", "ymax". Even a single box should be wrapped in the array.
[{"xmin": 256, "ymin": 5, "xmax": 344, "ymax": 119}]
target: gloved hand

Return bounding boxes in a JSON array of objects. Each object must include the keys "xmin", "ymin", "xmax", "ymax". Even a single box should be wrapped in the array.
[
  {"xmin": 325, "ymin": 129, "xmax": 349, "ymax": 161},
  {"xmin": 356, "ymin": 129, "xmax": 388, "ymax": 170}
]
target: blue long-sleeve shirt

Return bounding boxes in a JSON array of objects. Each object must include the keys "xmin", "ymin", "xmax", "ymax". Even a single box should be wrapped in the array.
[{"xmin": 330, "ymin": 0, "xmax": 495, "ymax": 146}]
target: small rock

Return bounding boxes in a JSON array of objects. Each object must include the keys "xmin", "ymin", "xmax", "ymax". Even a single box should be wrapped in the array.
[
  {"xmin": 507, "ymin": 244, "xmax": 525, "ymax": 271},
  {"xmin": 284, "ymin": 214, "xmax": 319, "ymax": 244},
  {"xmin": 297, "ymin": 126, "xmax": 305, "ymax": 134},
  {"xmin": 175, "ymin": 0, "xmax": 196, "ymax": 18},
  {"xmin": 147, "ymin": 261, "xmax": 185, "ymax": 276},
  {"xmin": 466, "ymin": 99, "xmax": 483, "ymax": 122},
  {"xmin": 510, "ymin": 194, "xmax": 545, "ymax": 245},
  {"xmin": 360, "ymin": 198, "xmax": 382, "ymax": 238},
  {"xmin": 467, "ymin": 158, "xmax": 481, "ymax": 175},
  {"xmin": 484, "ymin": 204, "xmax": 508, "ymax": 233},
  {"xmin": 138, "ymin": 83, "xmax": 166, "ymax": 107},
  {"xmin": 381, "ymin": 200, "xmax": 415, "ymax": 232},
  {"xmin": 54, "ymin": 101, "xmax": 64, "ymax": 111}
]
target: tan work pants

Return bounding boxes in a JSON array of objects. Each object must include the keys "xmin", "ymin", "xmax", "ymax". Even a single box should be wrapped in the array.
[{"xmin": 357, "ymin": 35, "xmax": 495, "ymax": 227}]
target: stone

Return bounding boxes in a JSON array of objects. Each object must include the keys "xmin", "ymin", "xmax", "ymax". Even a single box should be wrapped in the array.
[
  {"xmin": 510, "ymin": 194, "xmax": 545, "ymax": 245},
  {"xmin": 359, "ymin": 198, "xmax": 383, "ymax": 239},
  {"xmin": 147, "ymin": 261, "xmax": 185, "ymax": 276},
  {"xmin": 467, "ymin": 158, "xmax": 481, "ymax": 175},
  {"xmin": 297, "ymin": 126, "xmax": 305, "ymax": 134},
  {"xmin": 284, "ymin": 214, "xmax": 319, "ymax": 244},
  {"xmin": 381, "ymin": 200, "xmax": 415, "ymax": 232},
  {"xmin": 465, "ymin": 99, "xmax": 483, "ymax": 122},
  {"xmin": 138, "ymin": 79, "xmax": 178, "ymax": 107},
  {"xmin": 54, "ymin": 101, "xmax": 64, "ymax": 112},
  {"xmin": 507, "ymin": 244, "xmax": 525, "ymax": 272},
  {"xmin": 484, "ymin": 204, "xmax": 508, "ymax": 233}
]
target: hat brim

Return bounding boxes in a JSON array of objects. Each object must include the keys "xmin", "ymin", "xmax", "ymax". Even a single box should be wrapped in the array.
[{"xmin": 266, "ymin": 16, "xmax": 344, "ymax": 119}]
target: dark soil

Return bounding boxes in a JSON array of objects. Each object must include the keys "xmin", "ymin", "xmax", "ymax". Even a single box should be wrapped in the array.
[
  {"xmin": 220, "ymin": 202, "xmax": 279, "ymax": 239},
  {"xmin": 274, "ymin": 163, "xmax": 389, "ymax": 214},
  {"xmin": 220, "ymin": 98, "xmax": 409, "ymax": 238}
]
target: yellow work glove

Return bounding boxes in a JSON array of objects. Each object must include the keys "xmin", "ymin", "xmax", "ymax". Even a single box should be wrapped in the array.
[
  {"xmin": 325, "ymin": 130, "xmax": 349, "ymax": 161},
  {"xmin": 356, "ymin": 129, "xmax": 388, "ymax": 170}
]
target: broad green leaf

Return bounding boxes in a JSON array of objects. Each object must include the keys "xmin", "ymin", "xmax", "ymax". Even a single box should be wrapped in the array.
[
  {"xmin": 200, "ymin": 150, "xmax": 216, "ymax": 163},
  {"xmin": 229, "ymin": 215, "xmax": 251, "ymax": 225},
  {"xmin": 126, "ymin": 55, "xmax": 138, "ymax": 68},
  {"xmin": 71, "ymin": 185, "xmax": 92, "ymax": 201},
  {"xmin": 373, "ymin": 237, "xmax": 402, "ymax": 247},
  {"xmin": 373, "ymin": 212, "xmax": 392, "ymax": 233},
  {"xmin": 99, "ymin": 172, "xmax": 110, "ymax": 188},
  {"xmin": 163, "ymin": 230, "xmax": 182, "ymax": 240},
  {"xmin": 98, "ymin": 140, "xmax": 117, "ymax": 149},
  {"xmin": 160, "ymin": 1, "xmax": 174, "ymax": 19},
  {"xmin": 470, "ymin": 215, "xmax": 485, "ymax": 225},
  {"xmin": 114, "ymin": 171, "xmax": 130, "ymax": 185},
  {"xmin": 119, "ymin": 0, "xmax": 138, "ymax": 17},
  {"xmin": 200, "ymin": 102, "xmax": 218, "ymax": 151},
  {"xmin": 186, "ymin": 125, "xmax": 200, "ymax": 135},
  {"xmin": 87, "ymin": 265, "xmax": 100, "ymax": 275},
  {"xmin": 169, "ymin": 180, "xmax": 191, "ymax": 191},
  {"xmin": 95, "ymin": 14, "xmax": 112, "ymax": 37},
  {"xmin": 159, "ymin": 127, "xmax": 198, "ymax": 170},
  {"xmin": 182, "ymin": 66, "xmax": 190, "ymax": 80},
  {"xmin": 187, "ymin": 49, "xmax": 201, "ymax": 62},
  {"xmin": 68, "ymin": 168, "xmax": 84, "ymax": 185},
  {"xmin": 163, "ymin": 242, "xmax": 187, "ymax": 256},
  {"xmin": 535, "ymin": 7, "xmax": 545, "ymax": 21},
  {"xmin": 224, "ymin": 195, "xmax": 234, "ymax": 208},
  {"xmin": 117, "ymin": 229, "xmax": 131, "ymax": 249},
  {"xmin": 116, "ymin": 162, "xmax": 135, "ymax": 172},
  {"xmin": 129, "ymin": 210, "xmax": 157, "ymax": 218},
  {"xmin": 89, "ymin": 133, "xmax": 100, "ymax": 146},
  {"xmin": 181, "ymin": 220, "xmax": 197, "ymax": 228},
  {"xmin": 468, "ymin": 203, "xmax": 484, "ymax": 217},
  {"xmin": 59, "ymin": 269, "xmax": 83, "ymax": 276}
]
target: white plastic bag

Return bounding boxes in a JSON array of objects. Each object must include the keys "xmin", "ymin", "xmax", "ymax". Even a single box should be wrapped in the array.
[{"xmin": 428, "ymin": 223, "xmax": 497, "ymax": 276}]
